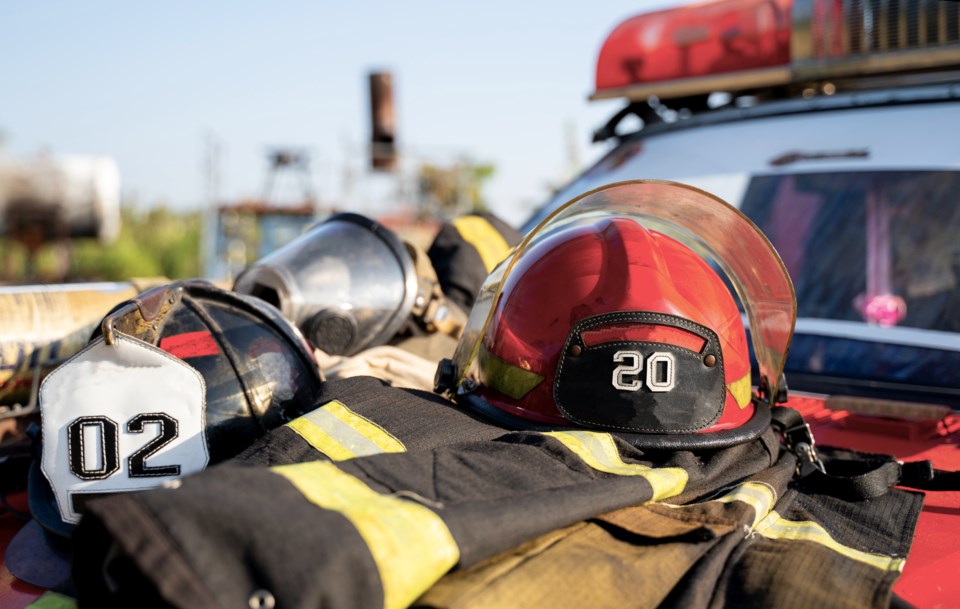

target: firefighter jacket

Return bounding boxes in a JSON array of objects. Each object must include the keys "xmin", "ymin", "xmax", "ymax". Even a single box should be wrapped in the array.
[
  {"xmin": 416, "ymin": 453, "xmax": 919, "ymax": 609},
  {"xmin": 70, "ymin": 377, "xmax": 920, "ymax": 609}
]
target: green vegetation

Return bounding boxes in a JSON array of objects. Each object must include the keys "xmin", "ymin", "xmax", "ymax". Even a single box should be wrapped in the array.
[
  {"xmin": 0, "ymin": 206, "xmax": 203, "ymax": 283},
  {"xmin": 418, "ymin": 161, "xmax": 495, "ymax": 216}
]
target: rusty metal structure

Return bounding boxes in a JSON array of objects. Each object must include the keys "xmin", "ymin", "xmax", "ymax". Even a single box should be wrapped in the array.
[{"xmin": 369, "ymin": 71, "xmax": 398, "ymax": 171}]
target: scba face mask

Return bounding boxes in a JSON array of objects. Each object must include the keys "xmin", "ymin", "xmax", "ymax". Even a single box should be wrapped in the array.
[{"xmin": 235, "ymin": 213, "xmax": 463, "ymax": 356}]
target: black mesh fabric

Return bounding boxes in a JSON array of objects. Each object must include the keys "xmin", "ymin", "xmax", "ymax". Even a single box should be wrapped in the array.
[
  {"xmin": 70, "ymin": 381, "xmax": 923, "ymax": 609},
  {"xmin": 235, "ymin": 376, "xmax": 506, "ymax": 466}
]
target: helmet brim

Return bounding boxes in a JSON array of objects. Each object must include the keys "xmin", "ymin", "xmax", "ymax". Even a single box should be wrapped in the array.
[
  {"xmin": 5, "ymin": 518, "xmax": 72, "ymax": 591},
  {"xmin": 459, "ymin": 392, "xmax": 772, "ymax": 451},
  {"xmin": 28, "ymin": 461, "xmax": 74, "ymax": 538}
]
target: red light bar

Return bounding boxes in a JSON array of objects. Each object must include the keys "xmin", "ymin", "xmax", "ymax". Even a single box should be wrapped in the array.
[
  {"xmin": 593, "ymin": 0, "xmax": 960, "ymax": 102},
  {"xmin": 594, "ymin": 0, "xmax": 792, "ymax": 99}
]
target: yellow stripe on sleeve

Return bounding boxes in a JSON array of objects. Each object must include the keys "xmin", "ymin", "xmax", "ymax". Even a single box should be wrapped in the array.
[
  {"xmin": 452, "ymin": 215, "xmax": 512, "ymax": 272},
  {"xmin": 541, "ymin": 430, "xmax": 688, "ymax": 501},
  {"xmin": 273, "ymin": 461, "xmax": 459, "ymax": 609},
  {"xmin": 668, "ymin": 481, "xmax": 902, "ymax": 571}
]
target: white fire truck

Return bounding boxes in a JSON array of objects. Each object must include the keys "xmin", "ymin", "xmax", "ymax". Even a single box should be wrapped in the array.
[{"xmin": 524, "ymin": 1, "xmax": 960, "ymax": 604}]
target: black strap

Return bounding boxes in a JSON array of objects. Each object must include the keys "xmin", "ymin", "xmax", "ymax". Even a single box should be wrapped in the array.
[
  {"xmin": 801, "ymin": 457, "xmax": 960, "ymax": 500},
  {"xmin": 771, "ymin": 406, "xmax": 960, "ymax": 500},
  {"xmin": 898, "ymin": 460, "xmax": 960, "ymax": 492},
  {"xmin": 801, "ymin": 460, "xmax": 902, "ymax": 501},
  {"xmin": 770, "ymin": 406, "xmax": 825, "ymax": 477}
]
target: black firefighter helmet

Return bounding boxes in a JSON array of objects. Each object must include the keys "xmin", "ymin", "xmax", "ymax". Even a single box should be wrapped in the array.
[{"xmin": 7, "ymin": 279, "xmax": 323, "ymax": 589}]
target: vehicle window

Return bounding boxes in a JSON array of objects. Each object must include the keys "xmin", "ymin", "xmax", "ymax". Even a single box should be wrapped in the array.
[{"xmin": 740, "ymin": 171, "xmax": 960, "ymax": 333}]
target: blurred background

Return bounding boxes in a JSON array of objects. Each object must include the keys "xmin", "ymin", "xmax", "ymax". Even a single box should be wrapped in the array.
[{"xmin": 0, "ymin": 0, "xmax": 678, "ymax": 284}]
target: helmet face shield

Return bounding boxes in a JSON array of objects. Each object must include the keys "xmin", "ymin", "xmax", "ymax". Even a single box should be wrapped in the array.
[
  {"xmin": 447, "ymin": 180, "xmax": 796, "ymax": 447},
  {"xmin": 234, "ymin": 213, "xmax": 418, "ymax": 356},
  {"xmin": 152, "ymin": 292, "xmax": 320, "ymax": 460}
]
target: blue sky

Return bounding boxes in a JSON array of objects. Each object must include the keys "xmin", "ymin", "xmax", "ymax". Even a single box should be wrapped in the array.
[{"xmin": 2, "ymin": 1, "xmax": 679, "ymax": 226}]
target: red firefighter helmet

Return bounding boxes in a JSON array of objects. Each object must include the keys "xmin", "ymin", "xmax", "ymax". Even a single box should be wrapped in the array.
[{"xmin": 436, "ymin": 180, "xmax": 796, "ymax": 450}]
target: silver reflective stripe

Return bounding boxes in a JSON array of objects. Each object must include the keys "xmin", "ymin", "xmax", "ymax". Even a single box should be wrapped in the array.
[{"xmin": 287, "ymin": 400, "xmax": 405, "ymax": 461}]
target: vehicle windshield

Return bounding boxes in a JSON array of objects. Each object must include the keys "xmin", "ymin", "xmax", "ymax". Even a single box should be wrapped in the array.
[{"xmin": 740, "ymin": 171, "xmax": 960, "ymax": 333}]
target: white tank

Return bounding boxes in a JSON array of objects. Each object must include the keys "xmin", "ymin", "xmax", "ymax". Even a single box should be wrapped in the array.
[{"xmin": 0, "ymin": 155, "xmax": 121, "ymax": 243}]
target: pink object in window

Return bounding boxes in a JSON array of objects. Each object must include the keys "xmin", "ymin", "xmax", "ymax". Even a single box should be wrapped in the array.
[{"xmin": 858, "ymin": 293, "xmax": 908, "ymax": 327}]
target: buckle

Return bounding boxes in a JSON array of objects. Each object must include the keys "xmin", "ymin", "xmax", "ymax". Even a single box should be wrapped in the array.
[
  {"xmin": 433, "ymin": 358, "xmax": 458, "ymax": 394},
  {"xmin": 784, "ymin": 421, "xmax": 826, "ymax": 477}
]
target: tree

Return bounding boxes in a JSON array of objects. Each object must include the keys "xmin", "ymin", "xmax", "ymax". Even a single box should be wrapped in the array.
[
  {"xmin": 417, "ymin": 160, "xmax": 495, "ymax": 217},
  {"xmin": 62, "ymin": 206, "xmax": 203, "ymax": 282}
]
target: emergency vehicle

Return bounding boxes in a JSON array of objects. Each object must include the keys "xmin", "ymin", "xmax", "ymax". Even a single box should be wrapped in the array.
[{"xmin": 524, "ymin": 0, "xmax": 960, "ymax": 605}]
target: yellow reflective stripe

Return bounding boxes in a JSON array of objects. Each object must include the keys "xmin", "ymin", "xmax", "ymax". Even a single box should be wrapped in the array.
[
  {"xmin": 727, "ymin": 371, "xmax": 752, "ymax": 409},
  {"xmin": 662, "ymin": 483, "xmax": 902, "ymax": 571},
  {"xmin": 287, "ymin": 400, "xmax": 406, "ymax": 461},
  {"xmin": 713, "ymin": 481, "xmax": 776, "ymax": 528},
  {"xmin": 477, "ymin": 343, "xmax": 544, "ymax": 399},
  {"xmin": 452, "ymin": 215, "xmax": 512, "ymax": 272},
  {"xmin": 755, "ymin": 511, "xmax": 907, "ymax": 572},
  {"xmin": 274, "ymin": 461, "xmax": 459, "ymax": 609},
  {"xmin": 25, "ymin": 592, "xmax": 78, "ymax": 609},
  {"xmin": 541, "ymin": 431, "xmax": 688, "ymax": 501}
]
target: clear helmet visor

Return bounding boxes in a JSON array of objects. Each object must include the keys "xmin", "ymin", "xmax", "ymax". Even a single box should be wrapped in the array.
[
  {"xmin": 453, "ymin": 180, "xmax": 797, "ymax": 403},
  {"xmin": 235, "ymin": 213, "xmax": 418, "ymax": 356}
]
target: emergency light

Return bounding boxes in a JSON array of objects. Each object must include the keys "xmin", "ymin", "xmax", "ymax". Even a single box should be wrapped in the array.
[{"xmin": 593, "ymin": 0, "xmax": 960, "ymax": 101}]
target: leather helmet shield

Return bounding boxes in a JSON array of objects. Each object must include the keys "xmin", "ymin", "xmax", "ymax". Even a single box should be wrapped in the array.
[{"xmin": 555, "ymin": 312, "xmax": 726, "ymax": 433}]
